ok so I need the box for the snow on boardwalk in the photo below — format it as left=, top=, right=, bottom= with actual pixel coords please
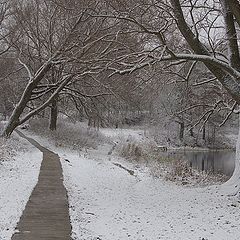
left=11, top=131, right=71, bottom=240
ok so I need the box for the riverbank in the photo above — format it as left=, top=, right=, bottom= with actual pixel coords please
left=21, top=128, right=240, bottom=240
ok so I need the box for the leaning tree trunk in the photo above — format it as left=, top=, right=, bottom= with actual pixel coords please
left=221, top=116, right=240, bottom=196
left=2, top=112, right=22, bottom=137
left=1, top=62, right=53, bottom=137
left=2, top=87, right=34, bottom=137
left=49, top=96, right=58, bottom=131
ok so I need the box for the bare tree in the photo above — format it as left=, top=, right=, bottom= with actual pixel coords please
left=1, top=0, right=135, bottom=136
left=91, top=0, right=240, bottom=194
left=2, top=0, right=240, bottom=195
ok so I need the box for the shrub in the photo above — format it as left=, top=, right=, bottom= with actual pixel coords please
left=117, top=139, right=173, bottom=171
left=171, top=158, right=192, bottom=178
left=120, top=142, right=143, bottom=160
left=116, top=138, right=228, bottom=186
left=164, top=158, right=228, bottom=186
left=28, top=118, right=107, bottom=150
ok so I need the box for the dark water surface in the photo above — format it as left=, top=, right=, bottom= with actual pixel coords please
left=165, top=149, right=235, bottom=176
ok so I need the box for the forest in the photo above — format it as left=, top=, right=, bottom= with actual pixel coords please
left=0, top=0, right=240, bottom=240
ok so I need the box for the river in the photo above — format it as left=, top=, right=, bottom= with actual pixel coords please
left=165, top=149, right=235, bottom=177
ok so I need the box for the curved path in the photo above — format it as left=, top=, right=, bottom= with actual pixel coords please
left=12, top=130, right=71, bottom=240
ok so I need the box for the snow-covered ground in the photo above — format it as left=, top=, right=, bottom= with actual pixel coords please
left=0, top=133, right=42, bottom=240
left=63, top=153, right=240, bottom=240
left=100, top=127, right=146, bottom=142
left=26, top=128, right=240, bottom=240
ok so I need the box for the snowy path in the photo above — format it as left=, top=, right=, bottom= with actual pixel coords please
left=11, top=131, right=71, bottom=240
left=25, top=129, right=240, bottom=240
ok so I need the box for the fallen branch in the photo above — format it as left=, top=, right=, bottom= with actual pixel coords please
left=113, top=162, right=135, bottom=176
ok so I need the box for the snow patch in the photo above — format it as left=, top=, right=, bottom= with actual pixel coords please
left=0, top=133, right=42, bottom=240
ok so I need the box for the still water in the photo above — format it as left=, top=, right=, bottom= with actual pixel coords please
left=165, top=149, right=235, bottom=177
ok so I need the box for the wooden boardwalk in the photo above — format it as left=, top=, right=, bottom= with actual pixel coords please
left=12, top=131, right=72, bottom=240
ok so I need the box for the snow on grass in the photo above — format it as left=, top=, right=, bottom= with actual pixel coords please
left=29, top=119, right=107, bottom=150
left=112, top=131, right=229, bottom=187
left=25, top=128, right=240, bottom=240
left=0, top=133, right=42, bottom=240
left=100, top=127, right=146, bottom=143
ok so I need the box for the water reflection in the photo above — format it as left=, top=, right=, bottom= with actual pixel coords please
left=165, top=150, right=235, bottom=176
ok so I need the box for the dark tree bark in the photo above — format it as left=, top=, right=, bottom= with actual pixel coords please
left=170, top=0, right=240, bottom=105
left=221, top=0, right=240, bottom=69
left=228, top=0, right=240, bottom=27
left=1, top=62, right=52, bottom=137
left=202, top=124, right=206, bottom=141
left=179, top=122, right=184, bottom=141
left=1, top=71, right=72, bottom=137
left=1, top=13, right=82, bottom=137
left=190, top=128, right=194, bottom=137
left=49, top=96, right=58, bottom=131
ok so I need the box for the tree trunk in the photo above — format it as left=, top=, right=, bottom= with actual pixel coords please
left=202, top=124, right=206, bottom=141
left=229, top=0, right=240, bottom=27
left=190, top=128, right=194, bottom=137
left=179, top=122, right=184, bottom=141
left=2, top=116, right=20, bottom=137
left=201, top=158, right=205, bottom=171
left=2, top=97, right=31, bottom=137
left=170, top=0, right=240, bottom=104
left=221, top=116, right=240, bottom=196
left=1, top=62, right=52, bottom=137
left=221, top=0, right=240, bottom=69
left=49, top=97, right=58, bottom=131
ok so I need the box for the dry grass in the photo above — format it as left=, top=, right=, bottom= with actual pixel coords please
left=151, top=156, right=228, bottom=186
left=28, top=118, right=107, bottom=151
left=117, top=139, right=174, bottom=171
left=120, top=142, right=143, bottom=161
left=116, top=139, right=228, bottom=186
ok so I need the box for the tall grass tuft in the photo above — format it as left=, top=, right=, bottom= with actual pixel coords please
left=29, top=118, right=107, bottom=150
left=116, top=139, right=228, bottom=186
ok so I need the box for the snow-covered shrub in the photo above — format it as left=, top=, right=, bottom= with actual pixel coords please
left=164, top=158, right=192, bottom=183
left=170, top=158, right=192, bottom=178
left=116, top=138, right=228, bottom=186
left=164, top=158, right=229, bottom=186
left=120, top=142, right=143, bottom=160
left=117, top=139, right=171, bottom=166
left=29, top=118, right=107, bottom=150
